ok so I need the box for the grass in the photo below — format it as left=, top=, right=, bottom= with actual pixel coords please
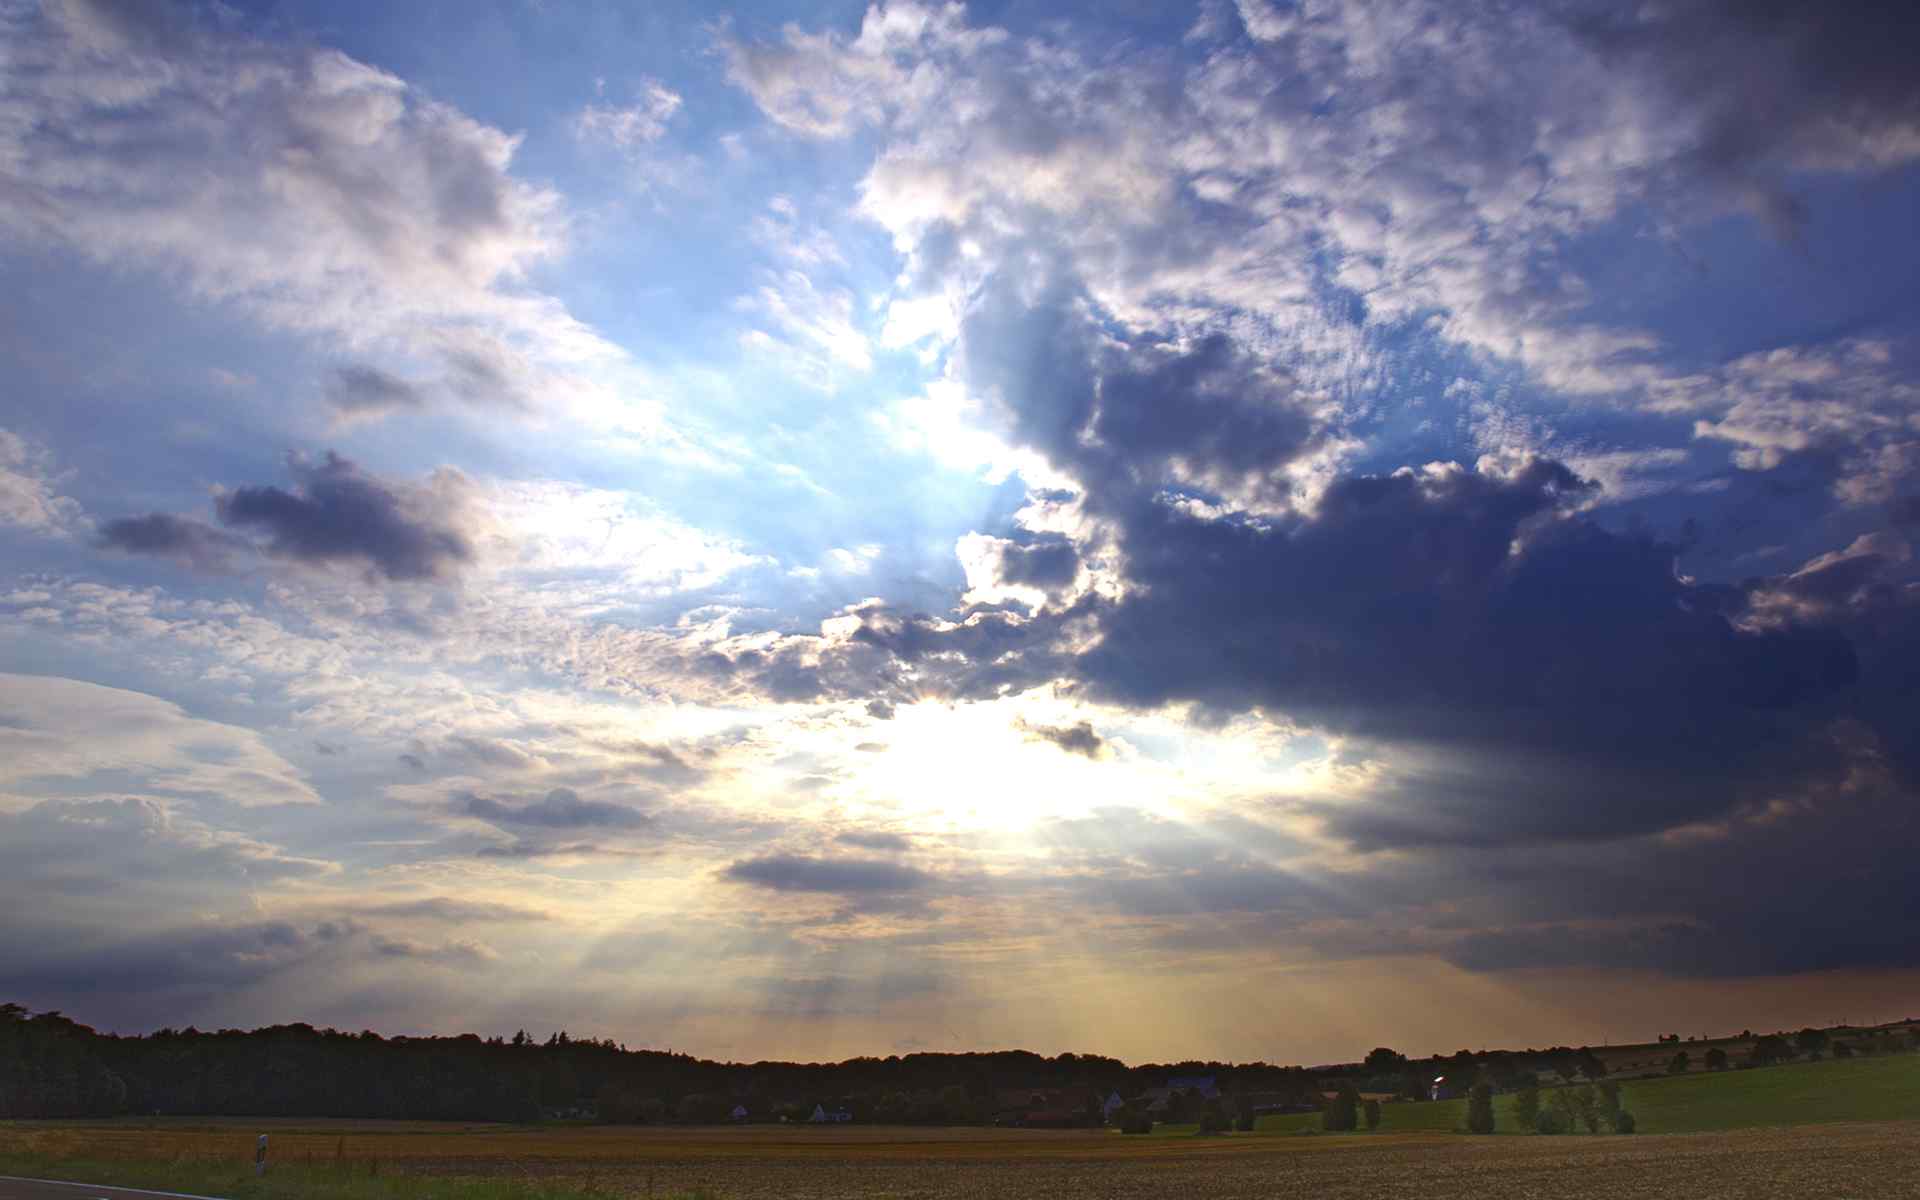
left=1254, top=1052, right=1920, bottom=1135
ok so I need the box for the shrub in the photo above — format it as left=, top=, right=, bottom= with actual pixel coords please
left=1833, top=1040, right=1855, bottom=1059
left=1363, top=1098, right=1381, bottom=1131
left=1666, top=1051, right=1690, bottom=1075
left=1120, top=1113, right=1154, bottom=1135
left=1234, top=1109, right=1256, bottom=1132
left=1596, top=1079, right=1621, bottom=1121
left=1704, top=1047, right=1729, bottom=1071
left=1513, top=1083, right=1540, bottom=1131
left=1546, top=1083, right=1599, bottom=1134
left=1323, top=1081, right=1360, bottom=1132
left=1534, top=1108, right=1568, bottom=1135
left=1466, top=1080, right=1495, bottom=1135
left=1613, top=1110, right=1636, bottom=1134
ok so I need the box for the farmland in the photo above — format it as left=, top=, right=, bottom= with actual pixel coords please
left=7, top=1113, right=1920, bottom=1200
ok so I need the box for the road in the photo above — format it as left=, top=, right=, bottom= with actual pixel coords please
left=0, top=1178, right=227, bottom=1200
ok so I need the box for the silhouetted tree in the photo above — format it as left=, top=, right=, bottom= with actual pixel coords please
left=1466, top=1080, right=1494, bottom=1135
left=1324, top=1081, right=1360, bottom=1132
left=1363, top=1047, right=1406, bottom=1074
left=1795, top=1028, right=1829, bottom=1061
left=1704, top=1047, right=1729, bottom=1071
left=1513, top=1082, right=1540, bottom=1130
left=1667, top=1050, right=1690, bottom=1075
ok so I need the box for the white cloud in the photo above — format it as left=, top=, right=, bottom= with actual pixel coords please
left=731, top=1, right=1920, bottom=412
left=573, top=79, right=684, bottom=150
left=0, top=2, right=637, bottom=426
left=739, top=268, right=874, bottom=384
left=1666, top=339, right=1920, bottom=505
left=0, top=673, right=321, bottom=807
left=0, top=429, right=86, bottom=536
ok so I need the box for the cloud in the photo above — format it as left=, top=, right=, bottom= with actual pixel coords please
left=835, top=829, right=911, bottom=852
left=1, top=1, right=625, bottom=423
left=96, top=513, right=251, bottom=571
left=1566, top=0, right=1920, bottom=228
left=733, top=0, right=1920, bottom=421
left=326, top=365, right=427, bottom=419
left=105, top=453, right=485, bottom=582
left=573, top=80, right=683, bottom=150
left=738, top=268, right=873, bottom=384
left=0, top=429, right=85, bottom=537
left=1664, top=338, right=1920, bottom=507
left=0, top=674, right=321, bottom=807
left=459, top=787, right=653, bottom=830
left=214, top=453, right=475, bottom=581
left=1017, top=718, right=1105, bottom=760
left=723, top=853, right=931, bottom=895
left=357, top=897, right=550, bottom=924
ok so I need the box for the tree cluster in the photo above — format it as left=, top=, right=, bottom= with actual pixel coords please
left=0, top=1004, right=1313, bottom=1124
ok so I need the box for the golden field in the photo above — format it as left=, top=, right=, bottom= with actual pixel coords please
left=8, top=1118, right=1920, bottom=1199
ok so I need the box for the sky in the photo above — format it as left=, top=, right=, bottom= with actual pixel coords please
left=2, top=0, right=1919, bottom=1065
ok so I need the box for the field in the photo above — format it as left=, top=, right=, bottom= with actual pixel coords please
left=1254, top=1052, right=1920, bottom=1135
left=8, top=1119, right=1920, bottom=1200
left=5, top=1056, right=1920, bottom=1199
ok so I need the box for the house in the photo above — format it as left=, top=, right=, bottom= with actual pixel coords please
left=1135, top=1088, right=1175, bottom=1115
left=1101, top=1092, right=1126, bottom=1122
left=729, top=1104, right=749, bottom=1123
left=809, top=1103, right=853, bottom=1123
left=1135, top=1080, right=1220, bottom=1118
left=1244, top=1090, right=1318, bottom=1116
left=1429, top=1075, right=1460, bottom=1102
left=1165, top=1075, right=1220, bottom=1099
left=993, top=1088, right=1091, bottom=1128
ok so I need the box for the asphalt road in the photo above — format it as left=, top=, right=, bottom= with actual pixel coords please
left=0, top=1178, right=227, bottom=1200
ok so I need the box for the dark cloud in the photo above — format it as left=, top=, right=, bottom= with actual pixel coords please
left=1567, top=0, right=1920, bottom=233
left=450, top=736, right=541, bottom=770
left=459, top=787, right=652, bottom=830
left=368, top=934, right=494, bottom=965
left=835, top=830, right=911, bottom=852
left=96, top=513, right=250, bottom=571
left=49, top=0, right=193, bottom=53
left=100, top=454, right=476, bottom=582
left=752, top=278, right=1890, bottom=878
left=358, top=897, right=550, bottom=924
left=1018, top=718, right=1106, bottom=759
left=956, top=273, right=1324, bottom=504
left=327, top=365, right=424, bottom=417
left=474, top=839, right=626, bottom=859
left=215, top=452, right=473, bottom=581
left=865, top=699, right=896, bottom=720
left=748, top=970, right=946, bottom=1017
left=994, top=535, right=1079, bottom=591
left=723, top=854, right=931, bottom=895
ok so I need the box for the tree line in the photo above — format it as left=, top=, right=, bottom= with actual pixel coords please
left=0, top=1004, right=1325, bottom=1122
left=9, top=1005, right=1911, bottom=1125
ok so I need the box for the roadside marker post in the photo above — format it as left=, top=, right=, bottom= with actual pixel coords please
left=255, top=1134, right=268, bottom=1176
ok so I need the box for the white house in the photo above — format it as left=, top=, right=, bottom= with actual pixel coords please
left=1101, top=1091, right=1125, bottom=1121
